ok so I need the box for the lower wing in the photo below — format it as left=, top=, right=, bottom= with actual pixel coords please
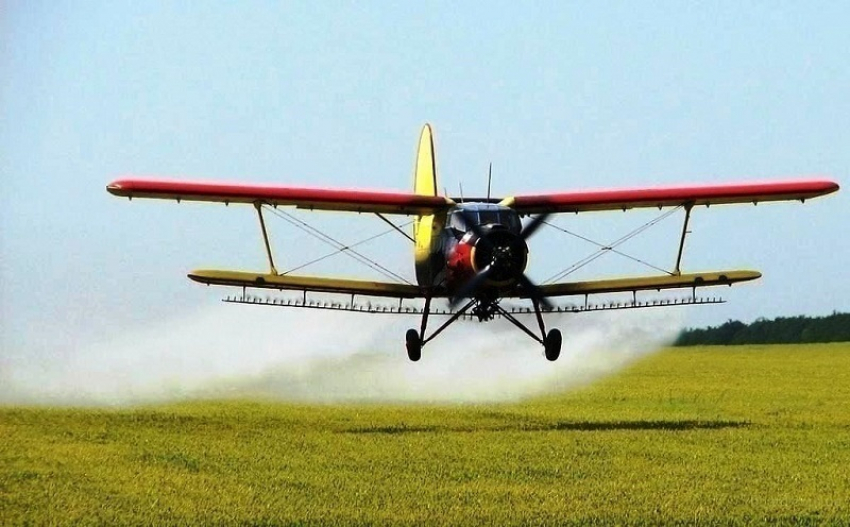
left=190, top=269, right=759, bottom=301
left=523, top=270, right=761, bottom=298
left=188, top=269, right=438, bottom=298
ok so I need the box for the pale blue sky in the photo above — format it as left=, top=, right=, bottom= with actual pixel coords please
left=2, top=2, right=848, bottom=360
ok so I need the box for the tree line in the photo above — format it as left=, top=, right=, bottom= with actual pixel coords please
left=674, top=312, right=850, bottom=346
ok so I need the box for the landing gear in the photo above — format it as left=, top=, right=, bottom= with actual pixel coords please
left=406, top=329, right=422, bottom=362
left=544, top=328, right=562, bottom=361
left=404, top=294, right=564, bottom=362
left=404, top=295, right=476, bottom=362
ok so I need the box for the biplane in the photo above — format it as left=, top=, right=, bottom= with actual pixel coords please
left=107, top=124, right=838, bottom=361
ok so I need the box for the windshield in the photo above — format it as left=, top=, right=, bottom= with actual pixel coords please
left=477, top=210, right=502, bottom=226
left=449, top=208, right=520, bottom=233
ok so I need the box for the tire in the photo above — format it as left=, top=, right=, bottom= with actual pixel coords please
left=544, top=328, right=562, bottom=361
left=406, top=329, right=422, bottom=362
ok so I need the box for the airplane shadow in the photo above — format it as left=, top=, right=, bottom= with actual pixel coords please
left=548, top=419, right=750, bottom=432
left=343, top=419, right=750, bottom=435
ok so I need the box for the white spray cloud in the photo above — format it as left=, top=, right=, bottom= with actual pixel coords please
left=0, top=303, right=683, bottom=406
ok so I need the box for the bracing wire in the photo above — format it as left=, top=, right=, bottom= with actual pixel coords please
left=542, top=205, right=683, bottom=284
left=541, top=221, right=674, bottom=276
left=264, top=205, right=414, bottom=284
left=282, top=220, right=413, bottom=276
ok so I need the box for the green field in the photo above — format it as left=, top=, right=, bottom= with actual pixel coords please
left=2, top=343, right=850, bottom=525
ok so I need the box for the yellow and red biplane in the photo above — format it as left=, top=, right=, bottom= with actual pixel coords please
left=107, top=124, right=838, bottom=361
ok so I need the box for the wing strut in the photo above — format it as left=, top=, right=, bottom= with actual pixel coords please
left=674, top=203, right=694, bottom=276
left=255, top=203, right=278, bottom=275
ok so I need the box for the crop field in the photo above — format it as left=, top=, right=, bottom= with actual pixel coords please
left=2, top=343, right=850, bottom=525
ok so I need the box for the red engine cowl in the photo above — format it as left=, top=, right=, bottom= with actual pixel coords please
left=446, top=236, right=476, bottom=288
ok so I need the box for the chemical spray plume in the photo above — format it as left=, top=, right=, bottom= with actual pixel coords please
left=1, top=304, right=683, bottom=406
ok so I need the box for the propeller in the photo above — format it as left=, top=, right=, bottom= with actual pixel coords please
left=516, top=272, right=553, bottom=311
left=449, top=210, right=552, bottom=309
left=519, top=212, right=549, bottom=240
left=451, top=264, right=494, bottom=303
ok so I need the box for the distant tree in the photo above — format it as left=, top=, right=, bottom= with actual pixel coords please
left=675, top=312, right=850, bottom=346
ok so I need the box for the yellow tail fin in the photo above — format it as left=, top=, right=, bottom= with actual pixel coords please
left=413, top=124, right=444, bottom=286
left=414, top=124, right=438, bottom=197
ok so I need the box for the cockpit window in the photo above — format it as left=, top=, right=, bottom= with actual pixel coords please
left=504, top=212, right=520, bottom=232
left=478, top=211, right=501, bottom=226
left=449, top=207, right=521, bottom=234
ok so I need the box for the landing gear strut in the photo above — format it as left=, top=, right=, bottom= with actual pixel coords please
left=405, top=296, right=475, bottom=362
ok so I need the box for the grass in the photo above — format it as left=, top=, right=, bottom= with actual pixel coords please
left=2, top=343, right=850, bottom=525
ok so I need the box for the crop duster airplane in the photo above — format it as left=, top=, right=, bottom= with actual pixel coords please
left=108, top=125, right=838, bottom=362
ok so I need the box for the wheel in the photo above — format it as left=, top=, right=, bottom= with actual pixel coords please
left=406, top=329, right=422, bottom=362
left=544, top=328, right=562, bottom=361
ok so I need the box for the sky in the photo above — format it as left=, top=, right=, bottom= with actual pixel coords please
left=2, top=2, right=848, bottom=370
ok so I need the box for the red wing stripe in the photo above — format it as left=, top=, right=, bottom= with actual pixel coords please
left=106, top=178, right=451, bottom=212
left=509, top=178, right=839, bottom=213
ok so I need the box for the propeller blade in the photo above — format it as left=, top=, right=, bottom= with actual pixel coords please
left=449, top=265, right=494, bottom=307
left=520, top=213, right=551, bottom=240
left=517, top=272, right=554, bottom=311
left=457, top=209, right=495, bottom=251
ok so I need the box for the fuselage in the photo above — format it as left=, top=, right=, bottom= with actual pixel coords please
left=421, top=203, right=529, bottom=296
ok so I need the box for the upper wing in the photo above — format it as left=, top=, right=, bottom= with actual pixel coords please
left=107, top=177, right=453, bottom=215
left=500, top=178, right=839, bottom=214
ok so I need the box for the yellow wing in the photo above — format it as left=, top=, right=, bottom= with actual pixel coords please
left=190, top=269, right=759, bottom=301
left=188, top=269, right=439, bottom=298
left=527, top=270, right=761, bottom=298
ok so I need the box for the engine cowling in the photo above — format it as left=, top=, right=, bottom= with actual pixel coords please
left=471, top=225, right=529, bottom=286
left=447, top=225, right=528, bottom=292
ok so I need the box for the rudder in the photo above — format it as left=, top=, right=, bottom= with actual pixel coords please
left=412, top=124, right=444, bottom=287
left=414, top=124, right=438, bottom=197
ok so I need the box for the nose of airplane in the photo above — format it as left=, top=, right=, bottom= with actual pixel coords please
left=471, top=226, right=529, bottom=286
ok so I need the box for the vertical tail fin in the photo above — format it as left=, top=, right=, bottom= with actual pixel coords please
left=414, top=124, right=438, bottom=197
left=413, top=124, right=444, bottom=287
